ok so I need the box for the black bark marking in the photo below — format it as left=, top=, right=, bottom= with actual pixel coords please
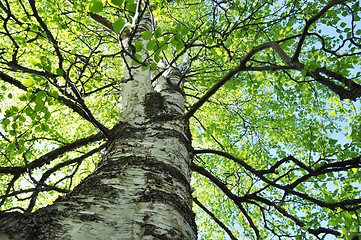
left=144, top=91, right=164, bottom=119
left=67, top=174, right=120, bottom=200
left=97, top=156, right=191, bottom=194
left=0, top=208, right=63, bottom=240
left=139, top=190, right=197, bottom=235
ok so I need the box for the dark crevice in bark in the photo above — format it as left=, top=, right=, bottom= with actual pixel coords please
left=98, top=156, right=191, bottom=194
left=138, top=189, right=197, bottom=235
left=0, top=208, right=64, bottom=240
left=141, top=223, right=189, bottom=240
left=110, top=123, right=187, bottom=141
left=109, top=124, right=192, bottom=156
left=154, top=128, right=192, bottom=152
left=144, top=91, right=165, bottom=119
left=66, top=174, right=121, bottom=201
left=77, top=212, right=103, bottom=222
left=109, top=122, right=147, bottom=140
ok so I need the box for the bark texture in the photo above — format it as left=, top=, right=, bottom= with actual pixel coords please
left=0, top=5, right=196, bottom=239
left=0, top=65, right=196, bottom=240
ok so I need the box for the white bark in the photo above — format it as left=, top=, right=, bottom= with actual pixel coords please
left=0, top=5, right=196, bottom=239
left=0, top=65, right=196, bottom=240
left=1, top=57, right=195, bottom=239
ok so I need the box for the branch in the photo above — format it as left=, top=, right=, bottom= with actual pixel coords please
left=0, top=132, right=105, bottom=174
left=251, top=195, right=341, bottom=237
left=193, top=162, right=342, bottom=239
left=193, top=197, right=238, bottom=240
left=0, top=71, right=27, bottom=91
left=255, top=41, right=361, bottom=100
left=183, top=38, right=299, bottom=120
left=292, top=0, right=345, bottom=61
left=195, top=149, right=361, bottom=210
left=0, top=70, right=111, bottom=137
left=28, top=0, right=64, bottom=69
left=183, top=64, right=242, bottom=120
left=65, top=0, right=113, bottom=31
left=287, top=155, right=361, bottom=190
left=0, top=174, right=20, bottom=207
left=307, top=69, right=361, bottom=100
left=26, top=144, right=105, bottom=212
left=194, top=149, right=261, bottom=176
left=89, top=13, right=113, bottom=31
left=192, top=164, right=260, bottom=239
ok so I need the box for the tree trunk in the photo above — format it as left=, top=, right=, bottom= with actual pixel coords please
left=0, top=55, right=196, bottom=240
left=0, top=6, right=197, bottom=240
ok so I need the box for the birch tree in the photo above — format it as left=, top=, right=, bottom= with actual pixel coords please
left=0, top=0, right=361, bottom=239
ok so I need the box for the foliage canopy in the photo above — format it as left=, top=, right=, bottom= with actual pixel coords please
left=0, top=0, right=361, bottom=239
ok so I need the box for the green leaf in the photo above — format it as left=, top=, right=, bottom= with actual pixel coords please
left=141, top=30, right=153, bottom=40
left=328, top=138, right=338, bottom=145
left=36, top=90, right=47, bottom=100
left=333, top=180, right=338, bottom=188
left=131, top=54, right=142, bottom=66
left=44, top=109, right=51, bottom=120
left=1, top=118, right=10, bottom=126
left=146, top=40, right=156, bottom=51
left=35, top=126, right=42, bottom=133
left=154, top=51, right=160, bottom=63
left=134, top=40, right=144, bottom=52
left=29, top=57, right=41, bottom=65
left=6, top=143, right=16, bottom=151
left=176, top=41, right=184, bottom=51
left=89, top=0, right=103, bottom=13
left=23, top=78, right=34, bottom=87
left=56, top=68, right=65, bottom=76
left=150, top=63, right=157, bottom=70
left=175, top=24, right=183, bottom=32
left=25, top=107, right=34, bottom=118
left=18, top=115, right=26, bottom=122
left=34, top=101, right=44, bottom=112
left=126, top=3, right=136, bottom=12
left=180, top=27, right=189, bottom=36
left=159, top=42, right=168, bottom=51
left=141, top=64, right=150, bottom=71
left=135, top=53, right=142, bottom=62
left=174, top=34, right=182, bottom=41
left=328, top=218, right=338, bottom=227
left=110, top=0, right=123, bottom=7
left=341, top=226, right=347, bottom=235
left=301, top=67, right=308, bottom=77
left=295, top=235, right=302, bottom=240
left=301, top=225, right=310, bottom=231
left=49, top=88, right=59, bottom=99
left=171, top=35, right=181, bottom=46
left=154, top=27, right=162, bottom=38
left=176, top=24, right=189, bottom=36
left=113, top=18, right=125, bottom=34
left=41, top=123, right=50, bottom=131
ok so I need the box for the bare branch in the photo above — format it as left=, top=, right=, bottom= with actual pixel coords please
left=193, top=197, right=238, bottom=240
left=292, top=0, right=346, bottom=61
